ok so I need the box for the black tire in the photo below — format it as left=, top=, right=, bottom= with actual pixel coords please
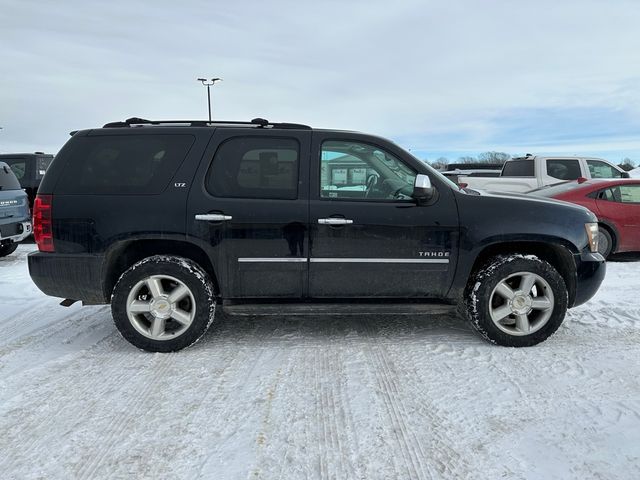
left=597, top=227, right=613, bottom=259
left=464, top=254, right=568, bottom=347
left=111, top=255, right=216, bottom=352
left=0, top=242, right=19, bottom=257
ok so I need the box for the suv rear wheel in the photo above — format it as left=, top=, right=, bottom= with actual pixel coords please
left=111, top=255, right=216, bottom=352
left=465, top=254, right=568, bottom=347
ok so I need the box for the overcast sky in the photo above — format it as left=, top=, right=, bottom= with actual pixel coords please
left=2, top=0, right=640, bottom=163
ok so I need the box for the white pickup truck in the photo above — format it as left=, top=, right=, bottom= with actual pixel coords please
left=458, top=155, right=629, bottom=193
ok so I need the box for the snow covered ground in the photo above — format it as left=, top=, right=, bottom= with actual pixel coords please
left=1, top=244, right=639, bottom=480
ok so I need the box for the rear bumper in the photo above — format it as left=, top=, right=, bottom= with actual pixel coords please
left=28, top=252, right=107, bottom=304
left=0, top=221, right=31, bottom=243
left=571, top=251, right=606, bottom=307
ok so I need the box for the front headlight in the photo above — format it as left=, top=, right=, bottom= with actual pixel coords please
left=585, top=223, right=599, bottom=253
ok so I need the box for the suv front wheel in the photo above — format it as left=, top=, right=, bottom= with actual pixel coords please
left=465, top=254, right=568, bottom=347
left=111, top=255, right=216, bottom=352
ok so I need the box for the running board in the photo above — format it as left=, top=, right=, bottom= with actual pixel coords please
left=222, top=302, right=457, bottom=316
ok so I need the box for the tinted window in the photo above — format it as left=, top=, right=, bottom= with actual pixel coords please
left=502, top=160, right=534, bottom=177
left=0, top=163, right=21, bottom=190
left=206, top=137, right=299, bottom=199
left=320, top=140, right=416, bottom=201
left=36, top=156, right=53, bottom=179
left=587, top=160, right=623, bottom=179
left=546, top=159, right=581, bottom=180
left=56, top=135, right=194, bottom=194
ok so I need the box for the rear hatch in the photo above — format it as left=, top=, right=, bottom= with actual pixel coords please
left=0, top=163, right=30, bottom=237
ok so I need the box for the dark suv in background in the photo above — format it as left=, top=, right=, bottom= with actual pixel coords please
left=0, top=162, right=32, bottom=257
left=0, top=153, right=54, bottom=211
left=28, top=117, right=606, bottom=352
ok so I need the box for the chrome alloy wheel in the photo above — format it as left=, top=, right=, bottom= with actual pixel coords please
left=489, top=271, right=555, bottom=336
left=125, top=274, right=196, bottom=340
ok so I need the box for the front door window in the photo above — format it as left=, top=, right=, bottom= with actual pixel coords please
left=320, top=141, right=416, bottom=201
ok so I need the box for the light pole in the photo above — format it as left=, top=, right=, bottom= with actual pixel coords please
left=197, top=77, right=222, bottom=122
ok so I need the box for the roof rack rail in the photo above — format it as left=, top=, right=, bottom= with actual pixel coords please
left=102, top=117, right=311, bottom=130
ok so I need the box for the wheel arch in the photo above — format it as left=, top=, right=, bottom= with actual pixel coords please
left=468, top=241, right=577, bottom=307
left=103, top=239, right=220, bottom=301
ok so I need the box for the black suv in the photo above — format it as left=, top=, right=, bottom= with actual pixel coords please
left=0, top=153, right=54, bottom=211
left=28, top=118, right=606, bottom=351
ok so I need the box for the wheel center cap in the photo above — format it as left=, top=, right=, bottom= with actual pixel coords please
left=511, top=294, right=532, bottom=314
left=150, top=299, right=172, bottom=318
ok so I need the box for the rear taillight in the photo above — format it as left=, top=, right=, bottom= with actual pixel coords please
left=33, top=194, right=54, bottom=252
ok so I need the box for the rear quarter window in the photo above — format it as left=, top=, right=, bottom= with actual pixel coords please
left=56, top=134, right=195, bottom=194
left=0, top=163, right=22, bottom=191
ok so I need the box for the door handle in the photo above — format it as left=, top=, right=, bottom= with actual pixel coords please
left=318, top=218, right=353, bottom=225
left=195, top=213, right=233, bottom=221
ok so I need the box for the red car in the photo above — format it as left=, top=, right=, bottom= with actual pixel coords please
left=529, top=178, right=640, bottom=258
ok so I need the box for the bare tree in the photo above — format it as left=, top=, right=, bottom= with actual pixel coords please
left=477, top=151, right=511, bottom=165
left=430, top=157, right=450, bottom=170
left=458, top=156, right=477, bottom=164
left=619, top=158, right=636, bottom=171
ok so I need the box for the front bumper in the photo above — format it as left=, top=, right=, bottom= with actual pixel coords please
left=0, top=221, right=31, bottom=243
left=571, top=250, right=606, bottom=307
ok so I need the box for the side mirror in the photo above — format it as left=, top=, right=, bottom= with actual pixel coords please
left=413, top=174, right=435, bottom=202
left=622, top=171, right=631, bottom=179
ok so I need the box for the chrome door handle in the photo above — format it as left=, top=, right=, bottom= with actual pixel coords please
left=195, top=213, right=233, bottom=221
left=318, top=218, right=353, bottom=225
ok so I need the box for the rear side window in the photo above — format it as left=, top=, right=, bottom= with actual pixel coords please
left=502, top=159, right=534, bottom=177
left=56, top=135, right=195, bottom=194
left=546, top=159, right=581, bottom=180
left=206, top=137, right=299, bottom=199
left=0, top=163, right=21, bottom=190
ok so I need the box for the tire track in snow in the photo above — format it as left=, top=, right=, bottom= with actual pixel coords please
left=139, top=341, right=253, bottom=480
left=361, top=337, right=433, bottom=480
left=0, top=336, right=134, bottom=475
left=361, top=316, right=474, bottom=480
left=312, top=347, right=358, bottom=480
left=193, top=337, right=280, bottom=478
left=273, top=348, right=310, bottom=480
left=74, top=353, right=177, bottom=480
left=0, top=306, right=113, bottom=377
left=2, top=296, right=61, bottom=343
